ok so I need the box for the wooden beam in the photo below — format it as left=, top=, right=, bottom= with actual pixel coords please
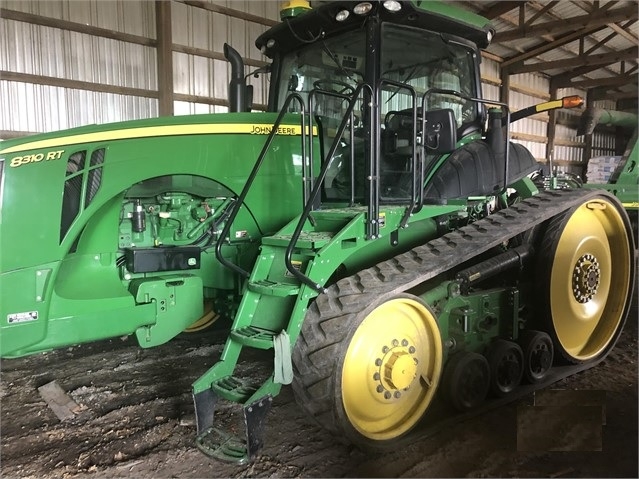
left=510, top=83, right=551, bottom=100
left=479, top=1, right=524, bottom=20
left=525, top=1, right=558, bottom=26
left=509, top=47, right=638, bottom=74
left=173, top=93, right=267, bottom=111
left=497, top=0, right=624, bottom=80
left=584, top=20, right=636, bottom=55
left=178, top=0, right=277, bottom=27
left=567, top=73, right=638, bottom=89
left=172, top=44, right=268, bottom=69
left=503, top=26, right=606, bottom=66
left=606, top=22, right=639, bottom=43
left=0, top=130, right=39, bottom=139
left=156, top=1, right=174, bottom=116
left=481, top=50, right=503, bottom=63
left=0, top=70, right=159, bottom=98
left=493, top=5, right=638, bottom=43
left=591, top=88, right=639, bottom=101
left=502, top=23, right=606, bottom=68
left=0, top=8, right=156, bottom=46
left=481, top=75, right=501, bottom=87
left=553, top=64, right=605, bottom=86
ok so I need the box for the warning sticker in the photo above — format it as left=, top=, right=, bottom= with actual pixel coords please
left=7, top=311, right=38, bottom=324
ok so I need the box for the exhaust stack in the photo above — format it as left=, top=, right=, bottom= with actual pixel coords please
left=224, top=43, right=248, bottom=112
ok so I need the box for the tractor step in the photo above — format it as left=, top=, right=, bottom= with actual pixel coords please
left=230, top=326, right=278, bottom=349
left=261, top=231, right=334, bottom=249
left=195, top=395, right=273, bottom=465
left=210, top=376, right=258, bottom=402
left=196, top=427, right=249, bottom=464
left=248, top=280, right=299, bottom=297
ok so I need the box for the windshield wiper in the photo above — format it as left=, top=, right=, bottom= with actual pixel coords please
left=321, top=40, right=353, bottom=80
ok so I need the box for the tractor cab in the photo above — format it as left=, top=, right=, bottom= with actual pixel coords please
left=254, top=1, right=493, bottom=206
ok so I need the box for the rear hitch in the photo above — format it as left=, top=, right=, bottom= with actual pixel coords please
left=193, top=389, right=272, bottom=464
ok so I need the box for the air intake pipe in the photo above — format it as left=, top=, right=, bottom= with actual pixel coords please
left=224, top=43, right=248, bottom=112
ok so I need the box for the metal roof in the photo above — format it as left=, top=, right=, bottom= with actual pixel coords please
left=460, top=0, right=638, bottom=104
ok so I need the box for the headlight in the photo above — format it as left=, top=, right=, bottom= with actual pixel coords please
left=353, top=2, right=373, bottom=15
left=335, top=9, right=350, bottom=21
left=382, top=1, right=401, bottom=12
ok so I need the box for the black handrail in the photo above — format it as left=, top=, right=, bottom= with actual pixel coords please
left=378, top=79, right=419, bottom=230
left=215, top=93, right=307, bottom=278
left=285, top=83, right=374, bottom=293
left=307, top=88, right=356, bottom=206
left=421, top=88, right=511, bottom=195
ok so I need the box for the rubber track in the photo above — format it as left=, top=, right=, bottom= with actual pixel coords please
left=291, top=188, right=619, bottom=444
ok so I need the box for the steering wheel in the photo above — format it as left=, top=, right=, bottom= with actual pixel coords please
left=313, top=79, right=355, bottom=95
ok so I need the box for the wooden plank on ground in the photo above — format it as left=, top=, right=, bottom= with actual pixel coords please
left=37, top=381, right=79, bottom=421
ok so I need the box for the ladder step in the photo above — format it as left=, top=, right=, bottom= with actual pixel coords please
left=230, top=326, right=277, bottom=349
left=196, top=427, right=249, bottom=465
left=248, top=280, right=300, bottom=297
left=262, top=231, right=334, bottom=249
left=211, top=376, right=258, bottom=403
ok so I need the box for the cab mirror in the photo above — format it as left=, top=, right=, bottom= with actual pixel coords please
left=423, top=109, right=457, bottom=154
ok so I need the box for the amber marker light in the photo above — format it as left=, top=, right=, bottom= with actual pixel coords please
left=562, top=95, right=584, bottom=109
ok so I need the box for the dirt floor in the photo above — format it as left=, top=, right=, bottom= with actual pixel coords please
left=1, top=299, right=637, bottom=478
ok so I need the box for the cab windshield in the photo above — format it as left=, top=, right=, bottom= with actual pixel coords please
left=380, top=24, right=479, bottom=130
left=275, top=22, right=479, bottom=203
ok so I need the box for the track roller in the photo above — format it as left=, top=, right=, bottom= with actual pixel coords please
left=441, top=351, right=490, bottom=412
left=486, top=339, right=524, bottom=397
left=519, top=330, right=554, bottom=383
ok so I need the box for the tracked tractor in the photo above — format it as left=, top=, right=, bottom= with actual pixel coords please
left=0, top=0, right=635, bottom=465
left=577, top=107, right=638, bottom=239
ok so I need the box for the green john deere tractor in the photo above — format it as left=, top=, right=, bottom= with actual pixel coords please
left=0, top=0, right=635, bottom=465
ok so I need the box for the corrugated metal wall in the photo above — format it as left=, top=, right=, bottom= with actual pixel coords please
left=0, top=0, right=621, bottom=174
left=1, top=0, right=159, bottom=132
left=0, top=0, right=277, bottom=136
left=480, top=56, right=617, bottom=176
left=171, top=0, right=277, bottom=115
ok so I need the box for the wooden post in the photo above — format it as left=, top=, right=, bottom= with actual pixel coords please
left=546, top=79, right=559, bottom=173
left=156, top=0, right=174, bottom=116
left=500, top=66, right=510, bottom=105
left=582, top=90, right=594, bottom=180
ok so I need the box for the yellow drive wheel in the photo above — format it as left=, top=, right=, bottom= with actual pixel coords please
left=341, top=297, right=443, bottom=440
left=292, top=290, right=443, bottom=449
left=537, top=195, right=634, bottom=363
left=184, top=300, right=219, bottom=333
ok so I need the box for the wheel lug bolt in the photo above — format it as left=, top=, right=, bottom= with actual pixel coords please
left=375, top=358, right=382, bottom=366
left=384, top=392, right=391, bottom=399
left=382, top=346, right=389, bottom=353
left=394, top=391, right=401, bottom=398
left=392, top=339, right=399, bottom=347
left=409, top=346, right=416, bottom=353
left=377, top=385, right=384, bottom=393
left=373, top=372, right=380, bottom=380
left=401, top=339, right=408, bottom=346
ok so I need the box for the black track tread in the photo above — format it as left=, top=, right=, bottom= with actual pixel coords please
left=291, top=188, right=617, bottom=444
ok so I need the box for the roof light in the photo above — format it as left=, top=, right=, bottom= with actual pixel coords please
left=335, top=9, right=350, bottom=22
left=382, top=1, right=401, bottom=12
left=266, top=39, right=276, bottom=48
left=353, top=2, right=372, bottom=15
